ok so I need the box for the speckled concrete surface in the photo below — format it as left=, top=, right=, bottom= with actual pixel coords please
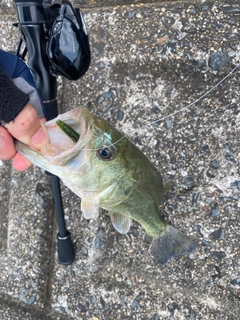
left=0, top=1, right=240, bottom=319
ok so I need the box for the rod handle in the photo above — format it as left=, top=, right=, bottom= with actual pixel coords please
left=57, top=231, right=75, bottom=265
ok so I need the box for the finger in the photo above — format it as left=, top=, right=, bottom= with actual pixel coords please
left=12, top=152, right=32, bottom=171
left=4, top=103, right=49, bottom=150
left=0, top=126, right=17, bottom=160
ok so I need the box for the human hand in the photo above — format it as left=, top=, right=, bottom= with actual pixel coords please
left=0, top=49, right=49, bottom=171
left=0, top=103, right=49, bottom=171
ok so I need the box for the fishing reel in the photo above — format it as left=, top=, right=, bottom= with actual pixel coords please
left=15, top=0, right=91, bottom=81
left=44, top=0, right=91, bottom=80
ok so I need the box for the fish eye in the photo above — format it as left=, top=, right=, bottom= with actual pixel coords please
left=97, top=147, right=114, bottom=160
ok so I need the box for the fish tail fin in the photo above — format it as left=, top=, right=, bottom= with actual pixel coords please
left=149, top=225, right=196, bottom=265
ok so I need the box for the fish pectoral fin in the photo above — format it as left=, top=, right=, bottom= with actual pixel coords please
left=110, top=212, right=132, bottom=234
left=81, top=200, right=99, bottom=219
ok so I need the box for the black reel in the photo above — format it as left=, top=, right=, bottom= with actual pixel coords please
left=45, top=0, right=91, bottom=80
left=15, top=0, right=91, bottom=81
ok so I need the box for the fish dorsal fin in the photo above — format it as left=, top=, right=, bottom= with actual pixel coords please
left=110, top=212, right=132, bottom=234
left=81, top=200, right=99, bottom=219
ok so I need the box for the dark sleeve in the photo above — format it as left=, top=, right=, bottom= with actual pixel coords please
left=0, top=66, right=29, bottom=125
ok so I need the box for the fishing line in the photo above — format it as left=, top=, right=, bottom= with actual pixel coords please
left=81, top=62, right=240, bottom=151
left=143, top=62, right=240, bottom=127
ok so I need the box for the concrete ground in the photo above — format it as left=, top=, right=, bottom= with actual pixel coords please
left=0, top=0, right=240, bottom=319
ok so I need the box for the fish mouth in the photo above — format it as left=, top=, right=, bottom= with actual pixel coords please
left=40, top=108, right=94, bottom=165
left=16, top=108, right=94, bottom=167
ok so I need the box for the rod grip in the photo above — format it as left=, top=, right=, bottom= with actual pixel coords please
left=57, top=231, right=75, bottom=265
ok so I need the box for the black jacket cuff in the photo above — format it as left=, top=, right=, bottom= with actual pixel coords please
left=0, top=66, right=29, bottom=124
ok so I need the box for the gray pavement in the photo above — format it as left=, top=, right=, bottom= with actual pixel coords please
left=0, top=0, right=240, bottom=319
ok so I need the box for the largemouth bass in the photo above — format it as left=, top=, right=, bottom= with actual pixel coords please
left=16, top=107, right=196, bottom=264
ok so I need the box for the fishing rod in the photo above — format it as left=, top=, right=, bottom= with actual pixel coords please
left=13, top=0, right=91, bottom=264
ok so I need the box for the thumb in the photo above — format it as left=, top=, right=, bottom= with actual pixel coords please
left=4, top=103, right=49, bottom=150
